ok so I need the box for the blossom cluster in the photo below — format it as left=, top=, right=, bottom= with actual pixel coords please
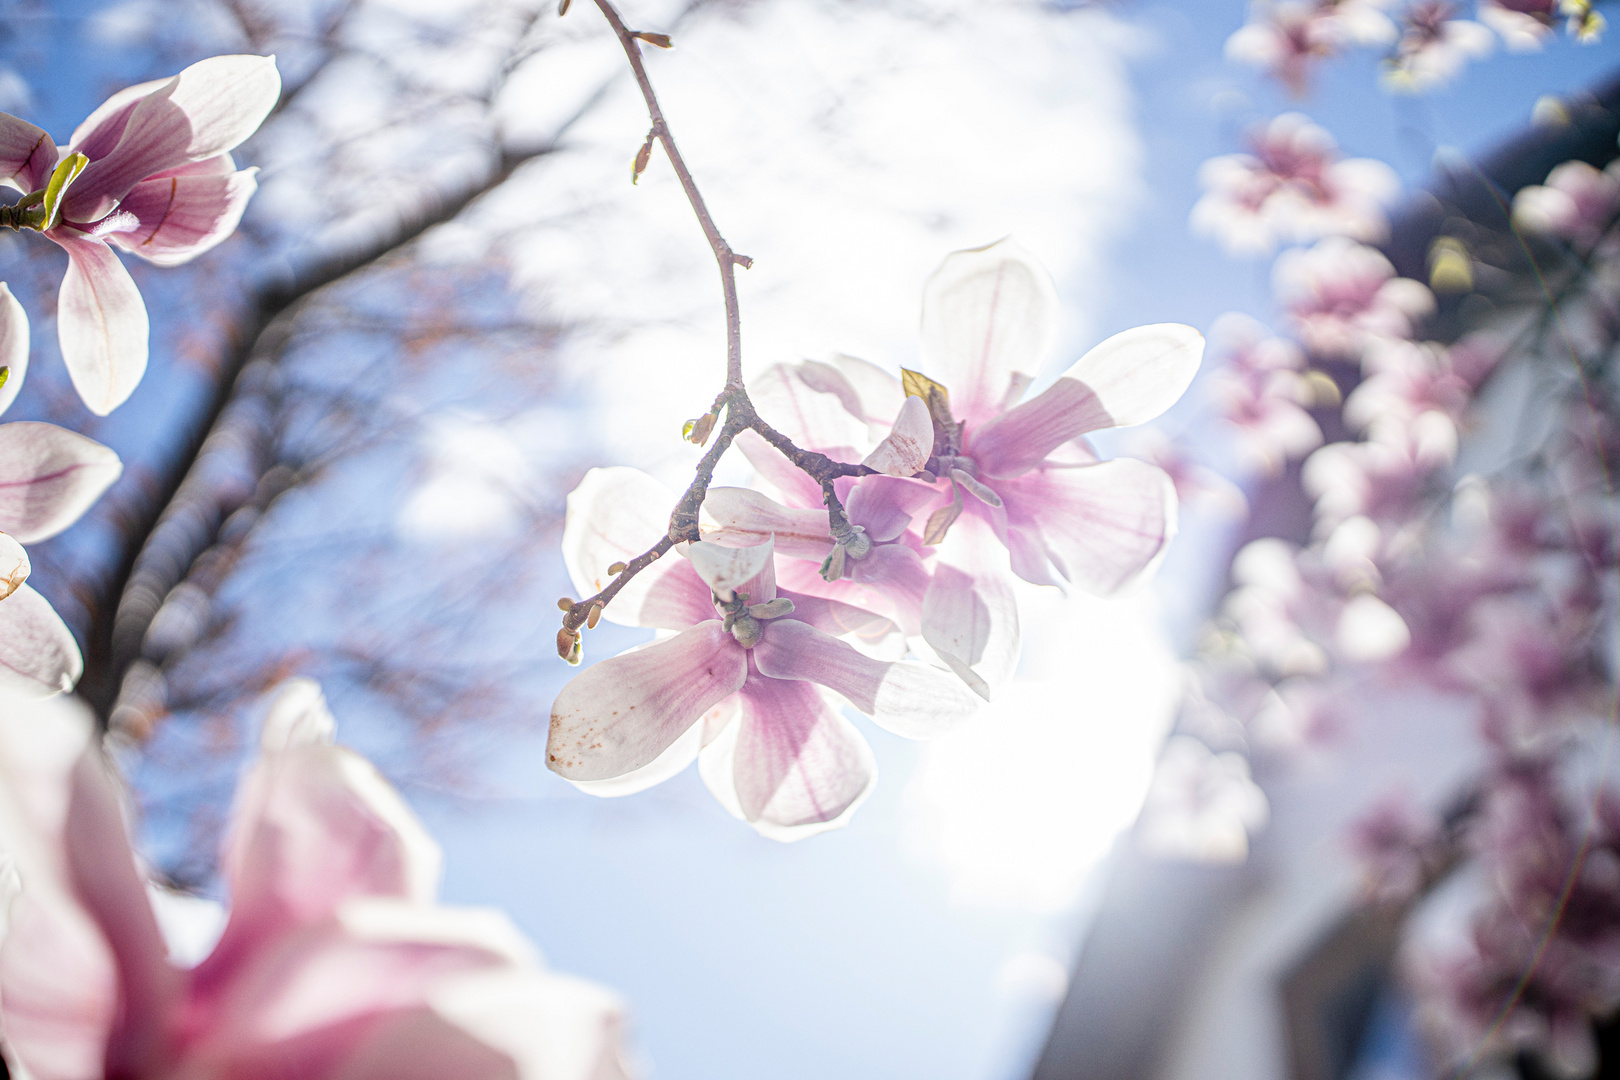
left=1184, top=140, right=1620, bottom=1076
left=1227, top=0, right=1603, bottom=97
left=547, top=239, right=1204, bottom=840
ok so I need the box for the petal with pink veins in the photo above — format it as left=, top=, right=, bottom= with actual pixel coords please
left=63, top=55, right=280, bottom=223
left=0, top=421, right=123, bottom=543
left=748, top=363, right=869, bottom=459
left=0, top=283, right=31, bottom=418
left=754, top=617, right=979, bottom=737
left=0, top=115, right=56, bottom=194
left=48, top=233, right=149, bottom=416
left=104, top=162, right=258, bottom=267
left=701, top=486, right=831, bottom=559
left=702, top=674, right=876, bottom=840
left=861, top=394, right=931, bottom=476
left=921, top=534, right=1020, bottom=701
left=562, top=466, right=696, bottom=627
left=775, top=588, right=895, bottom=643
left=734, top=428, right=826, bottom=509
left=845, top=475, right=937, bottom=542
left=1054, top=323, right=1204, bottom=428
left=0, top=584, right=83, bottom=697
left=548, top=622, right=747, bottom=781
left=999, top=458, right=1177, bottom=594
left=683, top=537, right=775, bottom=602
left=794, top=354, right=906, bottom=437
left=919, top=238, right=1058, bottom=425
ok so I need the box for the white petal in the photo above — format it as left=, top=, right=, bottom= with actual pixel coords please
left=0, top=584, right=82, bottom=697
left=1058, top=323, right=1204, bottom=429
left=0, top=421, right=123, bottom=543
left=682, top=537, right=775, bottom=602
left=0, top=283, right=29, bottom=418
left=861, top=394, right=932, bottom=477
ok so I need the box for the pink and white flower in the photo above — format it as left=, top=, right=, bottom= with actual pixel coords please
left=1478, top=0, right=1561, bottom=49
left=1192, top=114, right=1401, bottom=256
left=900, top=240, right=1200, bottom=596
left=0, top=680, right=633, bottom=1079
left=1512, top=160, right=1620, bottom=250
left=1273, top=237, right=1435, bottom=358
left=551, top=523, right=979, bottom=840
left=1205, top=312, right=1323, bottom=473
left=1226, top=0, right=1397, bottom=95
left=1381, top=2, right=1494, bottom=93
left=0, top=55, right=278, bottom=414
left=0, top=288, right=123, bottom=697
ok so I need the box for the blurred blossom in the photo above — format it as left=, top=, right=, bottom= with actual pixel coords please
left=1273, top=237, right=1434, bottom=358
left=1345, top=339, right=1472, bottom=443
left=1136, top=735, right=1270, bottom=863
left=1123, top=429, right=1248, bottom=521
left=1512, top=159, right=1620, bottom=249
left=0, top=681, right=633, bottom=1079
left=1478, top=0, right=1562, bottom=49
left=1192, top=113, right=1400, bottom=256
left=1205, top=311, right=1323, bottom=473
left=1381, top=1, right=1495, bottom=93
left=1348, top=789, right=1443, bottom=903
left=1225, top=0, right=1397, bottom=95
left=1303, top=417, right=1456, bottom=529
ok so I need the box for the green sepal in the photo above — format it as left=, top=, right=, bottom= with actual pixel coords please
left=41, top=152, right=88, bottom=231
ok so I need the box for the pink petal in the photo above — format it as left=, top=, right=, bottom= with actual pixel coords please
left=0, top=584, right=83, bottom=697
left=998, top=458, right=1176, bottom=594
left=104, top=162, right=258, bottom=267
left=635, top=559, right=720, bottom=631
left=967, top=378, right=1107, bottom=479
left=64, top=55, right=280, bottom=223
left=847, top=544, right=930, bottom=632
left=682, top=538, right=775, bottom=602
left=561, top=467, right=696, bottom=628
left=0, top=696, right=121, bottom=1077
left=753, top=617, right=979, bottom=737
left=844, top=475, right=938, bottom=542
left=425, top=969, right=631, bottom=1080
left=0, top=113, right=56, bottom=194
left=207, top=737, right=445, bottom=987
left=68, top=76, right=170, bottom=160
left=567, top=713, right=703, bottom=797
left=0, top=421, right=123, bottom=543
left=748, top=363, right=868, bottom=458
left=921, top=520, right=1020, bottom=700
left=0, top=283, right=31, bottom=418
left=48, top=233, right=149, bottom=416
left=1054, top=323, right=1204, bottom=428
left=860, top=394, right=931, bottom=476
left=919, top=238, right=1058, bottom=425
left=701, top=486, right=831, bottom=560
left=775, top=588, right=895, bottom=643
left=794, top=354, right=906, bottom=433
left=703, top=673, right=876, bottom=839
left=547, top=623, right=747, bottom=781
left=734, top=428, right=827, bottom=510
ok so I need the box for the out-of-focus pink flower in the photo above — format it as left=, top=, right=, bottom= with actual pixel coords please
left=1205, top=312, right=1323, bottom=473
left=1273, top=237, right=1435, bottom=357
left=1303, top=416, right=1455, bottom=529
left=1225, top=0, right=1397, bottom=95
left=1135, top=735, right=1270, bottom=863
left=1192, top=114, right=1401, bottom=256
left=0, top=681, right=633, bottom=1079
left=0, top=288, right=122, bottom=697
left=1381, top=2, right=1494, bottom=93
left=1348, top=789, right=1442, bottom=903
left=0, top=55, right=278, bottom=414
left=1345, top=339, right=1471, bottom=446
left=1513, top=160, right=1620, bottom=249
left=1478, top=0, right=1560, bottom=49
left=556, top=490, right=978, bottom=838
left=1123, top=429, right=1248, bottom=521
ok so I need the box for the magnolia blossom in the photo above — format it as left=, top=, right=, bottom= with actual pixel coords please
left=1273, top=237, right=1435, bottom=358
left=1303, top=415, right=1456, bottom=529
left=0, top=287, right=123, bottom=696
left=1226, top=0, right=1397, bottom=95
left=556, top=477, right=978, bottom=839
left=1135, top=735, right=1270, bottom=863
left=1344, top=338, right=1471, bottom=443
left=1478, top=0, right=1561, bottom=48
left=1512, top=159, right=1620, bottom=249
left=1381, top=2, right=1494, bottom=93
left=0, top=54, right=278, bottom=414
left=0, top=680, right=632, bottom=1079
left=1192, top=114, right=1401, bottom=256
left=1205, top=312, right=1323, bottom=473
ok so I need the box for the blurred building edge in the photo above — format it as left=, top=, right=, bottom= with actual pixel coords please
left=1027, top=65, right=1620, bottom=1080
